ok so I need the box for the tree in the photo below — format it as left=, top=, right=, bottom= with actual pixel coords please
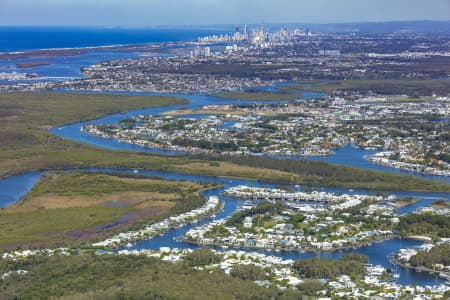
left=341, top=253, right=368, bottom=264
left=293, top=257, right=365, bottom=279
left=409, top=244, right=450, bottom=268
left=184, top=249, right=221, bottom=267
left=230, top=265, right=267, bottom=281
left=288, top=214, right=306, bottom=224
left=297, top=279, right=325, bottom=296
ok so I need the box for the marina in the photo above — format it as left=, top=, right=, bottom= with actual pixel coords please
left=0, top=27, right=449, bottom=296
left=0, top=87, right=445, bottom=287
left=0, top=166, right=448, bottom=286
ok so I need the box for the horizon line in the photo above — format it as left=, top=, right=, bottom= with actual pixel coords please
left=0, top=19, right=449, bottom=29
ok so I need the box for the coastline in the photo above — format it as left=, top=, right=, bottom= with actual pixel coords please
left=391, top=255, right=450, bottom=279
left=368, top=155, right=450, bottom=178
left=0, top=40, right=193, bottom=60
left=181, top=234, right=396, bottom=254
left=1, top=24, right=450, bottom=298
left=0, top=42, right=162, bottom=60
left=405, top=235, right=433, bottom=243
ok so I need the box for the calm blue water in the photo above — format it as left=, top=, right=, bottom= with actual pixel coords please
left=46, top=91, right=450, bottom=285
left=297, top=145, right=450, bottom=183
left=1, top=167, right=446, bottom=285
left=50, top=90, right=450, bottom=183
left=0, top=27, right=229, bottom=52
left=0, top=51, right=139, bottom=79
left=0, top=27, right=228, bottom=80
left=50, top=91, right=308, bottom=154
left=0, top=172, right=41, bottom=208
left=0, top=31, right=448, bottom=286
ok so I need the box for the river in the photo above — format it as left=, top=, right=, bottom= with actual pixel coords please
left=1, top=168, right=448, bottom=285
left=0, top=91, right=449, bottom=286
left=0, top=171, right=41, bottom=208
left=50, top=90, right=450, bottom=183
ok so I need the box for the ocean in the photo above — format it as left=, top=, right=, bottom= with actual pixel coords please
left=0, top=27, right=229, bottom=52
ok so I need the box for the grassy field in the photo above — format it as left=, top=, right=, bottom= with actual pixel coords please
left=0, top=92, right=261, bottom=179
left=212, top=91, right=302, bottom=101
left=0, top=92, right=185, bottom=177
left=0, top=171, right=212, bottom=249
left=278, top=80, right=450, bottom=97
left=0, top=93, right=449, bottom=193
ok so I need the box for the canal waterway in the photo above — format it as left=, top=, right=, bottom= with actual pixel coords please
left=0, top=91, right=448, bottom=286
left=0, top=171, right=41, bottom=208
left=1, top=166, right=448, bottom=286
left=50, top=90, right=450, bottom=183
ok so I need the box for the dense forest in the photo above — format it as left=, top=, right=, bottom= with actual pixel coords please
left=0, top=250, right=372, bottom=299
left=398, top=213, right=450, bottom=239
left=0, top=254, right=302, bottom=300
left=225, top=201, right=285, bottom=227
left=409, top=244, right=450, bottom=269
left=293, top=254, right=368, bottom=279
left=205, top=155, right=450, bottom=191
left=230, top=265, right=268, bottom=281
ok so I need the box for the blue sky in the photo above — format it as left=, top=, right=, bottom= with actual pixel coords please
left=0, top=0, right=449, bottom=26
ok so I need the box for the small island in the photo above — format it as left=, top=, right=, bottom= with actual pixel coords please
left=16, top=61, right=51, bottom=68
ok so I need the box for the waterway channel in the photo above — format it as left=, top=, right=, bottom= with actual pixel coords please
left=1, top=91, right=449, bottom=286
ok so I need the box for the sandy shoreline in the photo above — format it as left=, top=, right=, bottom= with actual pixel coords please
left=405, top=235, right=433, bottom=243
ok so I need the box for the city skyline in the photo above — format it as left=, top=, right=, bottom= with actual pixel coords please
left=0, top=0, right=449, bottom=27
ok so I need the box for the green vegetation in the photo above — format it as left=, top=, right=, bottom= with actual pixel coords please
left=341, top=253, right=369, bottom=264
left=184, top=249, right=221, bottom=267
left=118, top=117, right=137, bottom=128
left=1, top=92, right=449, bottom=194
left=226, top=201, right=285, bottom=227
left=279, top=80, right=450, bottom=97
left=0, top=92, right=300, bottom=185
left=0, top=254, right=301, bottom=300
left=297, top=279, right=326, bottom=296
left=409, top=244, right=450, bottom=269
left=0, top=171, right=212, bottom=249
left=288, top=213, right=306, bottom=225
left=0, top=92, right=183, bottom=177
left=26, top=171, right=203, bottom=198
left=210, top=155, right=450, bottom=192
left=394, top=197, right=419, bottom=207
left=293, top=255, right=367, bottom=279
left=212, top=91, right=302, bottom=101
left=431, top=199, right=450, bottom=209
left=230, top=265, right=268, bottom=281
left=399, top=213, right=450, bottom=239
